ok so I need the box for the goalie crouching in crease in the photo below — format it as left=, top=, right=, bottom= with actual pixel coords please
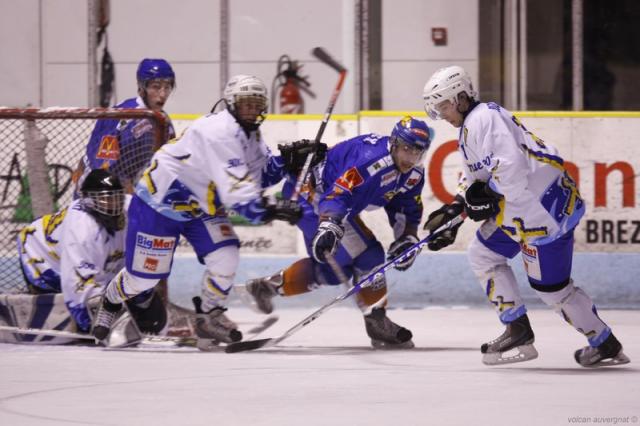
left=244, top=116, right=432, bottom=349
left=0, top=169, right=166, bottom=345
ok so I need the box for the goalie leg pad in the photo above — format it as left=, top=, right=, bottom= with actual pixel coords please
left=0, top=293, right=76, bottom=344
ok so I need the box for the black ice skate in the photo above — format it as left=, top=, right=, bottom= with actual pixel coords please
left=574, top=333, right=630, bottom=368
left=92, top=298, right=123, bottom=344
left=364, top=307, right=414, bottom=349
left=193, top=296, right=242, bottom=351
left=244, top=275, right=281, bottom=314
left=481, top=314, right=538, bottom=365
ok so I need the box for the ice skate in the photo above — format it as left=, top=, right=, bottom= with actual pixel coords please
left=481, top=314, right=538, bottom=365
left=193, top=297, right=242, bottom=349
left=92, top=298, right=123, bottom=344
left=364, top=307, right=414, bottom=349
left=574, top=333, right=630, bottom=368
left=244, top=275, right=281, bottom=314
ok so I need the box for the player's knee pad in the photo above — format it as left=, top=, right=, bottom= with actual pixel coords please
left=127, top=289, right=168, bottom=335
left=201, top=245, right=239, bottom=303
left=534, top=280, right=609, bottom=344
left=105, top=270, right=159, bottom=303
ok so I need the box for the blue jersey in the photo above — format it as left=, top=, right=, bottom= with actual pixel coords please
left=84, top=97, right=176, bottom=184
left=289, top=133, right=424, bottom=231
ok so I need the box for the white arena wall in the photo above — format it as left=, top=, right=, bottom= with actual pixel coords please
left=165, top=111, right=640, bottom=310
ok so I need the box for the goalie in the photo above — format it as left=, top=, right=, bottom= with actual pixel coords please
left=1, top=169, right=166, bottom=344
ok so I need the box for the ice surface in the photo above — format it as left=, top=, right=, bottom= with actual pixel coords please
left=1, top=307, right=638, bottom=426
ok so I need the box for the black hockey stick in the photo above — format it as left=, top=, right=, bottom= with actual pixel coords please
left=290, top=47, right=347, bottom=201
left=225, top=213, right=465, bottom=353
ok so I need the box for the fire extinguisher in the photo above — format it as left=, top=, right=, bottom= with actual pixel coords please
left=272, top=55, right=315, bottom=114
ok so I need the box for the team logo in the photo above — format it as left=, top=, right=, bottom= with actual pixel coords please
left=96, top=135, right=120, bottom=160
left=381, top=170, right=398, bottom=186
left=336, top=167, right=364, bottom=191
left=144, top=257, right=158, bottom=271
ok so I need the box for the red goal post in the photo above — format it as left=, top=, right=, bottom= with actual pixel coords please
left=0, top=107, right=169, bottom=293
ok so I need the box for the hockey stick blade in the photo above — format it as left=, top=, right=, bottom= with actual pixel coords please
left=225, top=337, right=273, bottom=353
left=312, top=47, right=346, bottom=73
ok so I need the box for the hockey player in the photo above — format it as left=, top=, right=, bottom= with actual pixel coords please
left=245, top=116, right=431, bottom=349
left=12, top=169, right=166, bottom=340
left=421, top=65, right=629, bottom=367
left=77, top=58, right=177, bottom=192
left=92, top=75, right=301, bottom=346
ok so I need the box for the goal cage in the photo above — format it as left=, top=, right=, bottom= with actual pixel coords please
left=0, top=107, right=169, bottom=294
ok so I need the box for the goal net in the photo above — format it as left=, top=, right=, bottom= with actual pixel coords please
left=0, top=108, right=169, bottom=294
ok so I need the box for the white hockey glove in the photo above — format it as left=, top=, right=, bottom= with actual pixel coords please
left=311, top=218, right=344, bottom=263
left=387, top=234, right=420, bottom=271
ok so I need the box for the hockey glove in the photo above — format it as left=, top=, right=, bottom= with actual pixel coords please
left=464, top=181, right=502, bottom=222
left=311, top=218, right=345, bottom=263
left=278, top=139, right=328, bottom=175
left=387, top=234, right=421, bottom=271
left=423, top=196, right=465, bottom=251
left=262, top=197, right=302, bottom=225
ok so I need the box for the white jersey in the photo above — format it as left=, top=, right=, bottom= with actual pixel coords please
left=136, top=109, right=271, bottom=221
left=17, top=198, right=129, bottom=311
left=460, top=102, right=584, bottom=245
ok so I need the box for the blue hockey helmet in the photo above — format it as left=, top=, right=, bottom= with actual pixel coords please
left=136, top=59, right=175, bottom=88
left=389, top=116, right=432, bottom=172
left=391, top=116, right=432, bottom=150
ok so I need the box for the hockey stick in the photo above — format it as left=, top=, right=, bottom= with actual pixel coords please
left=290, top=47, right=347, bottom=202
left=225, top=213, right=465, bottom=353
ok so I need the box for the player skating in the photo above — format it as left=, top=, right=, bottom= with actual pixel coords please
left=421, top=66, right=629, bottom=367
left=244, top=116, right=431, bottom=349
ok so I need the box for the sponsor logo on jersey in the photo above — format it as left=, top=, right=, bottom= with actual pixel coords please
left=136, top=233, right=176, bottom=250
left=380, top=170, right=398, bottom=186
left=132, top=119, right=153, bottom=138
left=144, top=257, right=158, bottom=271
left=335, top=167, right=364, bottom=192
left=96, top=135, right=120, bottom=160
left=220, top=224, right=233, bottom=237
left=228, top=158, right=244, bottom=167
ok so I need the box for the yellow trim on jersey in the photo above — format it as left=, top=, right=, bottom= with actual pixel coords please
left=143, top=159, right=159, bottom=194
left=207, top=182, right=217, bottom=216
left=43, top=208, right=68, bottom=245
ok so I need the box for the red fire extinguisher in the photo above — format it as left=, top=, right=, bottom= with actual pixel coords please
left=272, top=55, right=315, bottom=114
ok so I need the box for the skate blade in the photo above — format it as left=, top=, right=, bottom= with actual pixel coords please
left=581, top=351, right=631, bottom=368
left=482, top=344, right=539, bottom=365
left=371, top=339, right=415, bottom=350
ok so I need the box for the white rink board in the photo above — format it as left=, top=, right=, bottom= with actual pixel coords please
left=173, top=113, right=640, bottom=254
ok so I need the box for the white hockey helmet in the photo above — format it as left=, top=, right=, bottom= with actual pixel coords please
left=422, top=66, right=477, bottom=120
left=223, top=74, right=268, bottom=130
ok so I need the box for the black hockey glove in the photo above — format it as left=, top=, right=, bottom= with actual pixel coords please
left=423, top=196, right=465, bottom=251
left=311, top=217, right=344, bottom=263
left=262, top=197, right=302, bottom=225
left=278, top=139, right=328, bottom=175
left=464, top=181, right=502, bottom=222
left=387, top=234, right=421, bottom=271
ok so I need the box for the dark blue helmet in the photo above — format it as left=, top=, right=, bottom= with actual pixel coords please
left=391, top=116, right=432, bottom=151
left=136, top=59, right=175, bottom=87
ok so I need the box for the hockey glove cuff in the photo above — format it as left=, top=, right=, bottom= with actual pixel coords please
left=311, top=218, right=344, bottom=263
left=387, top=234, right=421, bottom=271
left=278, top=139, right=328, bottom=175
left=464, top=181, right=502, bottom=222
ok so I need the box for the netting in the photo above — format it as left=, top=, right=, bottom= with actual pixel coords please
left=0, top=108, right=168, bottom=293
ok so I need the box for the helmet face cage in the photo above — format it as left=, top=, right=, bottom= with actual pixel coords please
left=223, top=75, right=269, bottom=127
left=423, top=66, right=477, bottom=120
left=82, top=189, right=125, bottom=217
